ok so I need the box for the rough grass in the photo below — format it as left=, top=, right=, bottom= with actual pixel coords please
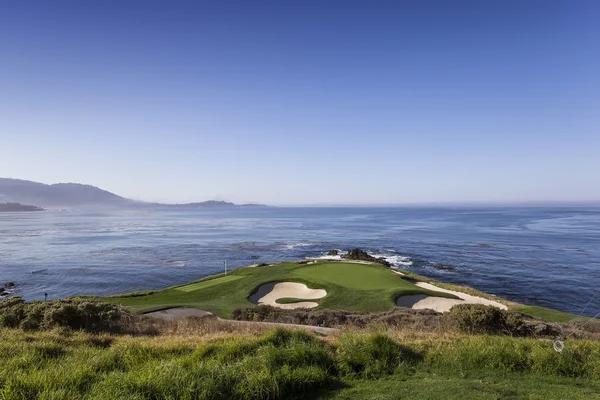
left=513, top=305, right=581, bottom=323
left=1, top=326, right=600, bottom=400
left=100, top=261, right=456, bottom=317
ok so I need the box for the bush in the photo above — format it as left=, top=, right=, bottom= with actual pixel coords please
left=0, top=297, right=132, bottom=333
left=0, top=296, right=27, bottom=328
left=442, top=304, right=524, bottom=335
left=231, top=306, right=441, bottom=329
left=336, top=334, right=421, bottom=378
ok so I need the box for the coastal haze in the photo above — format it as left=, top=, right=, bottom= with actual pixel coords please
left=2, top=204, right=599, bottom=317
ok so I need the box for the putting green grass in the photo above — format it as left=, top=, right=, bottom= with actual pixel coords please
left=102, top=261, right=457, bottom=318
left=293, top=263, right=405, bottom=290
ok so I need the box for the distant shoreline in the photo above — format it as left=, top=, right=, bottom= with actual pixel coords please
left=0, top=202, right=44, bottom=212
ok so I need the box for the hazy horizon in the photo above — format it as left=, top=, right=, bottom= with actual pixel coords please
left=3, top=176, right=600, bottom=208
left=2, top=1, right=598, bottom=205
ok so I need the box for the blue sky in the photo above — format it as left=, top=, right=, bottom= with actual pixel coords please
left=1, top=1, right=598, bottom=205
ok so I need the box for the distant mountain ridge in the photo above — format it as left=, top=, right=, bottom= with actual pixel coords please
left=0, top=178, right=264, bottom=208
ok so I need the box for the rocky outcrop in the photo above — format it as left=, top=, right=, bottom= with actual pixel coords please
left=5, top=282, right=15, bottom=288
left=342, top=248, right=391, bottom=267
left=326, top=250, right=339, bottom=256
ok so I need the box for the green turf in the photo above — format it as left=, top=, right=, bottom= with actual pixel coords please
left=293, top=263, right=406, bottom=290
left=2, top=328, right=599, bottom=400
left=101, top=261, right=456, bottom=318
left=512, top=305, right=581, bottom=323
left=275, top=297, right=313, bottom=304
left=317, top=374, right=600, bottom=400
left=175, top=275, right=243, bottom=292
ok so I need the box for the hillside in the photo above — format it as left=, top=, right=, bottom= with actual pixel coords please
left=0, top=178, right=265, bottom=208
left=0, top=178, right=130, bottom=207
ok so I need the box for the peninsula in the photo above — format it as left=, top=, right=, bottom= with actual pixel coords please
left=0, top=202, right=44, bottom=212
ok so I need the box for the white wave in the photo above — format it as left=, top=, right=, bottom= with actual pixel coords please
left=367, top=251, right=413, bottom=267
left=284, top=242, right=318, bottom=250
left=312, top=249, right=413, bottom=267
left=387, top=255, right=413, bottom=267
left=167, top=260, right=187, bottom=268
left=312, top=250, right=345, bottom=260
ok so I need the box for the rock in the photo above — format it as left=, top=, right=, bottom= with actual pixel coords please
left=326, top=250, right=339, bottom=256
left=432, top=265, right=456, bottom=272
left=256, top=263, right=269, bottom=268
left=342, top=248, right=392, bottom=267
left=0, top=288, right=4, bottom=294
left=4, top=282, right=15, bottom=288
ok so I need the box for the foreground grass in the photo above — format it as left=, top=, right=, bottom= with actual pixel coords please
left=322, top=374, right=600, bottom=400
left=100, top=261, right=455, bottom=317
left=1, top=326, right=599, bottom=399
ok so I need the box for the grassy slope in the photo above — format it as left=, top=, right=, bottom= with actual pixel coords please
left=510, top=305, right=581, bottom=323
left=1, top=328, right=599, bottom=400
left=102, top=261, right=455, bottom=318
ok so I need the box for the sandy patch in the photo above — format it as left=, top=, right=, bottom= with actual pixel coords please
left=143, top=307, right=213, bottom=320
left=396, top=282, right=507, bottom=313
left=391, top=270, right=406, bottom=276
left=249, top=282, right=327, bottom=310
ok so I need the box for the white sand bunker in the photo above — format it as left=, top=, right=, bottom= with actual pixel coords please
left=249, top=282, right=327, bottom=310
left=396, top=282, right=507, bottom=313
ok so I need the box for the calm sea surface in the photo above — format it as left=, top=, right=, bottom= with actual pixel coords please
left=1, top=206, right=599, bottom=316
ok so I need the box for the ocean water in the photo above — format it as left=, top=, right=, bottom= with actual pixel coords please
left=1, top=206, right=599, bottom=317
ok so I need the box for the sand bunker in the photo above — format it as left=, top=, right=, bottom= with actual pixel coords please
left=249, top=282, right=327, bottom=310
left=396, top=282, right=507, bottom=313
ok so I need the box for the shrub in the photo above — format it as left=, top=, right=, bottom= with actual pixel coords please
left=442, top=304, right=524, bottom=335
left=0, top=296, right=27, bottom=328
left=231, top=306, right=441, bottom=329
left=0, top=297, right=132, bottom=333
left=336, top=333, right=421, bottom=378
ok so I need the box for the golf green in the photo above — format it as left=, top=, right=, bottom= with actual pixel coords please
left=102, top=261, right=457, bottom=318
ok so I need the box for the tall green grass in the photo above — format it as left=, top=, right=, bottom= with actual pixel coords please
left=0, top=328, right=599, bottom=399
